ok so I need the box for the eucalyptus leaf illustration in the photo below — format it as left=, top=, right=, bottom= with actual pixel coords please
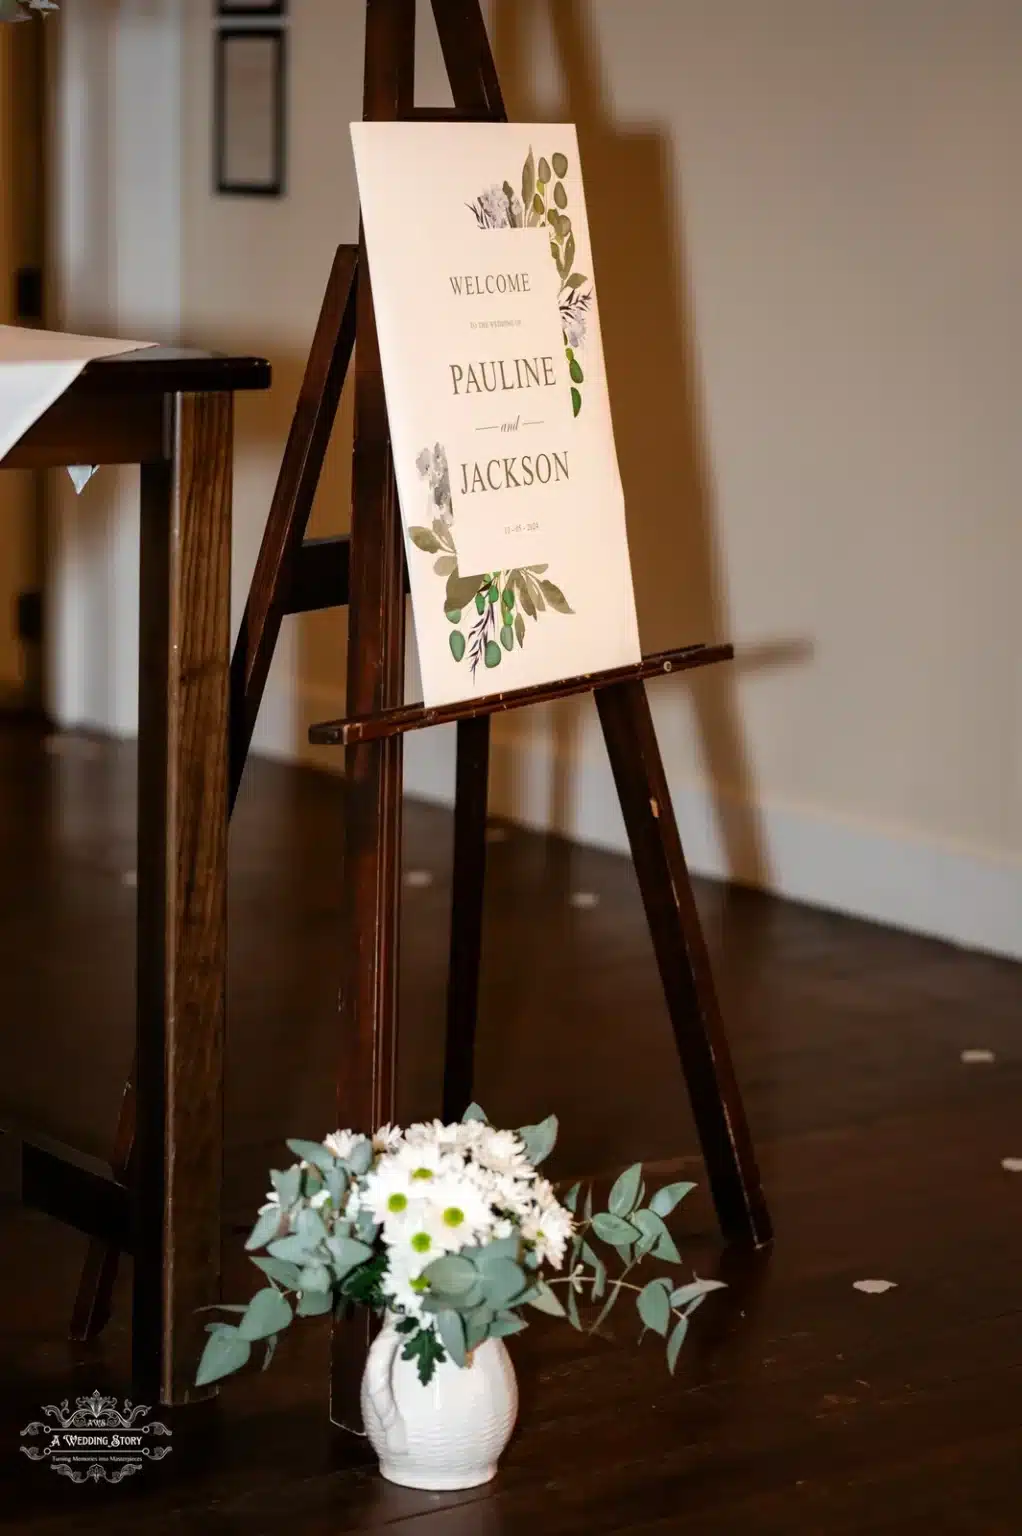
left=521, top=148, right=535, bottom=208
left=552, top=151, right=569, bottom=177
left=449, top=630, right=466, bottom=662
left=553, top=181, right=567, bottom=209
left=484, top=641, right=502, bottom=669
left=409, top=526, right=441, bottom=554
left=537, top=156, right=552, bottom=184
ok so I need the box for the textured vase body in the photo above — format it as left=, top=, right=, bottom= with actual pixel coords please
left=361, top=1316, right=518, bottom=1490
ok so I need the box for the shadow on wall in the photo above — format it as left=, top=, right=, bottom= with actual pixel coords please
left=490, top=0, right=774, bottom=894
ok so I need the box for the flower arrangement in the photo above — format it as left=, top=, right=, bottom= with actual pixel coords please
left=196, top=1105, right=724, bottom=1389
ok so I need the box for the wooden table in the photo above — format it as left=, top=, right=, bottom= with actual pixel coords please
left=1, top=346, right=270, bottom=1404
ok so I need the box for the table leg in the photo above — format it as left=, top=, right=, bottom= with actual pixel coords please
left=134, top=392, right=232, bottom=1405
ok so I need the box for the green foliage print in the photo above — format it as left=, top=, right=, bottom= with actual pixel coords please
left=467, top=146, right=592, bottom=418
left=412, top=444, right=574, bottom=681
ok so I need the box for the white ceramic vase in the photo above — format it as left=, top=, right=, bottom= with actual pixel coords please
left=361, top=1315, right=518, bottom=1491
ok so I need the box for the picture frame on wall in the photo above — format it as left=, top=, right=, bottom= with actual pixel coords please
left=216, top=1, right=287, bottom=16
left=214, top=27, right=286, bottom=197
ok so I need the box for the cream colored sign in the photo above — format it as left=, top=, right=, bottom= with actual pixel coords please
left=351, top=122, right=640, bottom=707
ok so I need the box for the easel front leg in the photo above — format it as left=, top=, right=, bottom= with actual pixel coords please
left=595, top=679, right=771, bottom=1248
left=443, top=714, right=491, bottom=1121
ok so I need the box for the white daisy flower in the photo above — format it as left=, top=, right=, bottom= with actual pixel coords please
left=426, top=1172, right=496, bottom=1252
left=522, top=1185, right=573, bottom=1269
left=361, top=1159, right=417, bottom=1234
left=392, top=1137, right=452, bottom=1187
left=324, top=1129, right=360, bottom=1161
left=373, top=1122, right=402, bottom=1154
left=380, top=1245, right=431, bottom=1320
left=473, top=1127, right=533, bottom=1178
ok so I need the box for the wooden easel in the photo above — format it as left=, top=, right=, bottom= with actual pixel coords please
left=71, top=0, right=771, bottom=1425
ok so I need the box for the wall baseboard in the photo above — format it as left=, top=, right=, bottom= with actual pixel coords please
left=252, top=674, right=1022, bottom=965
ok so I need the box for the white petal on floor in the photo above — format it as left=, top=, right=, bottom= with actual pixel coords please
left=569, top=891, right=599, bottom=910
left=1001, top=1158, right=1022, bottom=1174
left=960, top=1048, right=996, bottom=1063
left=853, top=1279, right=897, bottom=1294
left=403, top=869, right=434, bottom=889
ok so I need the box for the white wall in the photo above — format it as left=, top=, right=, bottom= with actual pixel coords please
left=51, top=0, right=1022, bottom=959
left=45, top=0, right=180, bottom=731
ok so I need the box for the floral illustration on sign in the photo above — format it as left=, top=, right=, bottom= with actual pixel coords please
left=467, top=147, right=591, bottom=418
left=410, top=443, right=573, bottom=681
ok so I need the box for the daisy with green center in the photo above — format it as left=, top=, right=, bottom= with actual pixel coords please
left=361, top=1158, right=417, bottom=1234
left=425, top=1172, right=495, bottom=1252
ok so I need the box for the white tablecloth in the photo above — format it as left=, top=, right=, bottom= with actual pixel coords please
left=0, top=325, right=154, bottom=490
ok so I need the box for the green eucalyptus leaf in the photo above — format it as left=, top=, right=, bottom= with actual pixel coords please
left=296, top=1207, right=328, bottom=1249
left=250, top=1255, right=301, bottom=1289
left=563, top=231, right=575, bottom=272
left=517, top=1114, right=558, bottom=1165
left=267, top=1234, right=314, bottom=1263
left=591, top=1211, right=639, bottom=1247
left=449, top=630, right=466, bottom=662
left=522, top=147, right=535, bottom=207
left=195, top=1326, right=252, bottom=1387
left=566, top=1284, right=582, bottom=1331
left=669, top=1278, right=726, bottom=1308
left=514, top=613, right=526, bottom=647
left=298, top=1260, right=331, bottom=1293
left=355, top=1206, right=379, bottom=1242
left=564, top=271, right=587, bottom=289
left=238, top=1286, right=293, bottom=1342
left=571, top=387, right=582, bottom=417
left=631, top=1208, right=682, bottom=1264
left=532, top=192, right=544, bottom=215
left=464, top=1305, right=494, bottom=1354
left=436, top=1308, right=467, bottom=1368
left=484, top=640, right=502, bottom=668
left=475, top=590, right=486, bottom=616
left=462, top=1102, right=489, bottom=1123
left=500, top=623, right=514, bottom=651
left=563, top=1182, right=581, bottom=1214
left=270, top=1166, right=301, bottom=1208
left=245, top=1206, right=283, bottom=1252
left=552, top=151, right=569, bottom=177
left=347, top=1139, right=373, bottom=1177
left=490, top=1312, right=529, bottom=1338
left=537, top=155, right=552, bottom=183
left=636, top=1279, right=671, bottom=1337
left=527, top=1280, right=566, bottom=1317
left=666, top=1315, right=689, bottom=1374
left=608, top=1162, right=643, bottom=1218
left=297, top=1287, right=333, bottom=1317
left=512, top=570, right=536, bottom=618
left=423, top=1253, right=479, bottom=1295
left=584, top=1184, right=594, bottom=1222
left=649, top=1181, right=696, bottom=1218
left=445, top=607, right=462, bottom=624
left=286, top=1139, right=338, bottom=1174
left=409, top=526, right=441, bottom=554
left=553, top=180, right=567, bottom=209
left=325, top=1235, right=375, bottom=1273
left=569, top=357, right=584, bottom=384
left=480, top=1257, right=527, bottom=1311
left=447, top=568, right=485, bottom=610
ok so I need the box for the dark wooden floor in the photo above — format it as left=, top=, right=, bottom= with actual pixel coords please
left=1, top=718, right=1020, bottom=1533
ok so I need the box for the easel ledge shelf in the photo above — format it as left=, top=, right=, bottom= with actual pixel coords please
left=310, top=642, right=732, bottom=745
